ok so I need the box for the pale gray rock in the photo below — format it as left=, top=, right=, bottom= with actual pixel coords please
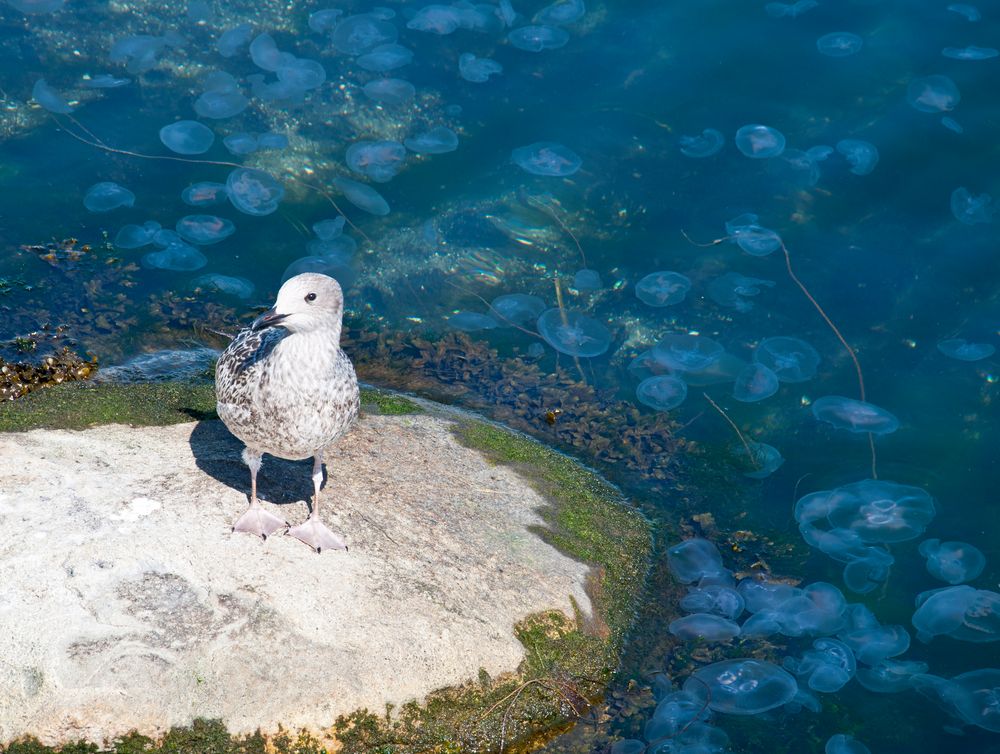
left=0, top=410, right=592, bottom=746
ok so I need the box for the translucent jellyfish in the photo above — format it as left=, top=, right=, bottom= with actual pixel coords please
left=346, top=140, right=407, bottom=182
left=307, top=235, right=357, bottom=256
left=193, top=82, right=248, bottom=119
left=152, top=229, right=182, bottom=248
left=784, top=638, right=856, bottom=692
left=826, top=734, right=871, bottom=754
left=951, top=187, right=994, bottom=224
left=313, top=217, right=346, bottom=240
left=742, top=441, right=784, bottom=479
left=489, top=293, right=546, bottom=325
left=6, top=0, right=64, bottom=12
left=797, top=479, right=935, bottom=544
left=216, top=24, right=252, bottom=57
left=357, top=43, right=413, bottom=72
left=679, top=128, right=724, bottom=158
left=281, top=252, right=357, bottom=287
left=938, top=338, right=996, bottom=361
left=839, top=624, right=910, bottom=664
left=733, top=363, right=780, bottom=403
left=110, top=35, right=170, bottom=74
left=812, top=396, right=900, bottom=434
left=448, top=312, right=499, bottom=331
left=919, top=539, right=986, bottom=584
left=332, top=176, right=390, bottom=216
left=652, top=334, right=724, bottom=372
left=142, top=242, right=207, bottom=271
left=535, top=0, right=585, bottom=24
left=83, top=182, right=135, bottom=212
left=192, top=273, right=254, bottom=298
left=740, top=581, right=849, bottom=637
left=573, top=269, right=602, bottom=290
left=114, top=221, right=160, bottom=249
left=459, top=53, right=503, bottom=82
left=669, top=614, right=741, bottom=642
left=753, top=336, right=820, bottom=382
left=226, top=168, right=285, bottom=216
left=511, top=142, right=581, bottom=176
left=734, top=124, right=786, bottom=158
left=248, top=74, right=306, bottom=105
left=331, top=14, right=398, bottom=55
left=942, top=45, right=999, bottom=60
left=765, top=0, right=817, bottom=17
left=82, top=74, right=131, bottom=89
left=182, top=182, right=227, bottom=207
left=223, top=132, right=258, bottom=155
left=779, top=146, right=831, bottom=186
left=404, top=126, right=459, bottom=154
left=308, top=9, right=343, bottom=33
left=406, top=4, right=463, bottom=34
left=816, top=32, right=863, bottom=57
left=175, top=215, right=235, bottom=245
left=912, top=586, right=1000, bottom=643
left=946, top=3, right=981, bottom=21
left=856, top=659, right=929, bottom=693
left=363, top=77, right=416, bottom=106
left=159, top=120, right=215, bottom=155
left=643, top=690, right=714, bottom=742
left=497, top=0, right=518, bottom=26
left=536, top=309, right=612, bottom=356
left=257, top=133, right=288, bottom=150
left=31, top=79, right=72, bottom=114
left=684, top=659, right=798, bottom=714
left=508, top=25, right=570, bottom=52
left=277, top=58, right=327, bottom=90
left=636, top=375, right=688, bottom=411
left=836, top=139, right=879, bottom=175
left=633, top=271, right=690, bottom=307
left=913, top=669, right=1000, bottom=732
left=681, top=584, right=745, bottom=620
left=707, top=272, right=774, bottom=312
left=907, top=75, right=960, bottom=113
left=942, top=116, right=964, bottom=133
left=667, top=538, right=726, bottom=583
left=725, top=213, right=782, bottom=255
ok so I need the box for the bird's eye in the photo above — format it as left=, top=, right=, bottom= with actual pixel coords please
left=305, top=292, right=317, bottom=302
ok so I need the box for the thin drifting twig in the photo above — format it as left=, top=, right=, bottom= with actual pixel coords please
left=702, top=392, right=760, bottom=470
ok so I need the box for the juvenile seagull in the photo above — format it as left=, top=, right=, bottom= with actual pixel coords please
left=215, top=273, right=359, bottom=552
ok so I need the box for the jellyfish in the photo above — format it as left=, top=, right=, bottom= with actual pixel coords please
left=943, top=45, right=999, bottom=60
left=734, top=124, right=786, bottom=158
left=683, top=659, right=798, bottom=714
left=569, top=269, right=600, bottom=291
left=907, top=75, right=960, bottom=113
left=404, top=126, right=459, bottom=154
left=635, top=375, right=688, bottom=411
left=489, top=293, right=546, bottom=325
left=193, top=84, right=248, bottom=119
left=643, top=690, right=714, bottom=742
left=110, top=34, right=171, bottom=74
left=667, top=538, right=726, bottom=583
left=83, top=182, right=135, bottom=212
left=223, top=132, right=258, bottom=155
left=331, top=14, right=398, bottom=55
left=114, top=221, right=160, bottom=249
left=825, top=734, right=871, bottom=754
left=740, top=581, right=849, bottom=636
left=669, top=614, right=741, bottom=642
left=919, top=539, right=986, bottom=584
left=180, top=183, right=227, bottom=208
left=635, top=271, right=691, bottom=307
left=313, top=217, right=346, bottom=240
left=855, top=659, right=929, bottom=693
left=816, top=32, right=863, bottom=57
left=281, top=253, right=357, bottom=288
left=308, top=9, right=343, bottom=33
left=796, top=479, right=935, bottom=544
left=937, top=338, right=996, bottom=361
left=257, top=133, right=288, bottom=150
left=784, top=638, right=856, bottom=692
left=407, top=5, right=464, bottom=34
left=459, top=53, right=503, bottom=82
left=652, top=334, right=724, bottom=371
left=534, top=0, right=585, bottom=25
left=82, top=74, right=131, bottom=89
left=216, top=24, right=252, bottom=57
left=812, top=395, right=900, bottom=434
left=448, top=312, right=499, bottom=331
left=175, top=215, right=235, bottom=245
left=31, top=78, right=72, bottom=114
left=779, top=146, right=832, bottom=186
left=725, top=213, right=782, bottom=255
left=753, top=336, right=820, bottom=382
left=836, top=139, right=879, bottom=175
left=946, top=3, right=981, bottom=21
left=508, top=25, right=570, bottom=51
left=363, top=78, right=415, bottom=105
left=733, top=363, right=780, bottom=402
left=679, top=128, right=725, bottom=158
left=942, top=116, right=964, bottom=134
left=681, top=584, right=745, bottom=620
left=346, top=140, right=407, bottom=182
left=307, top=235, right=357, bottom=256
left=159, top=120, right=215, bottom=155
left=912, top=586, right=1000, bottom=643
left=511, top=142, right=582, bottom=176
left=743, top=441, right=784, bottom=478
left=332, top=176, right=390, bottom=216
left=277, top=58, right=327, bottom=90
left=536, top=309, right=612, bottom=356
left=142, top=242, right=207, bottom=271
left=226, top=168, right=285, bottom=216
left=707, top=272, right=775, bottom=312
left=913, top=669, right=1000, bottom=732
left=192, top=273, right=254, bottom=299
left=357, top=43, right=413, bottom=72
left=950, top=187, right=994, bottom=224
left=839, top=624, right=910, bottom=665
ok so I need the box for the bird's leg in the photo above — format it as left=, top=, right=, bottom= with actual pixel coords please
left=232, top=448, right=288, bottom=538
left=288, top=452, right=348, bottom=553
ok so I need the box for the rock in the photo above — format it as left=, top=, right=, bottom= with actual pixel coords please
left=0, top=388, right=649, bottom=749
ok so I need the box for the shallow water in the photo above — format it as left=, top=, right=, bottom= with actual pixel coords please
left=1, top=0, right=998, bottom=751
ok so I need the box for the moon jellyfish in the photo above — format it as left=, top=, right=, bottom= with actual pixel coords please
left=735, top=124, right=786, bottom=158
left=193, top=73, right=248, bottom=119
left=331, top=14, right=398, bottom=55
left=282, top=252, right=357, bottom=287
left=667, top=538, right=725, bottom=583
left=535, top=0, right=585, bottom=24
left=313, top=217, right=346, bottom=240
left=943, top=45, right=998, bottom=60
left=765, top=0, right=817, bottom=18
left=784, top=638, right=856, bottom=692
left=681, top=584, right=744, bottom=620
left=403, top=126, right=459, bottom=156
left=308, top=235, right=357, bottom=256
left=636, top=375, right=688, bottom=411
left=919, top=539, right=986, bottom=584
left=753, top=336, right=820, bottom=382
left=508, top=25, right=570, bottom=51
left=6, top=0, right=64, bottom=12
left=31, top=79, right=72, bottom=114
left=308, top=9, right=343, bottom=33
left=912, top=586, right=1000, bottom=643
left=679, top=128, right=724, bottom=157
left=277, top=58, right=327, bottom=90
left=448, top=312, right=499, bottom=331
left=733, top=363, right=780, bottom=403
left=812, top=395, right=900, bottom=434
left=913, top=669, right=1000, bottom=732
left=459, top=52, right=503, bottom=82
left=634, top=271, right=690, bottom=307
left=159, top=120, right=215, bottom=155
left=938, top=337, right=995, bottom=360
left=942, top=116, right=964, bottom=133
left=669, top=613, right=740, bottom=641
left=826, top=734, right=870, bottom=754
left=346, top=140, right=407, bottom=182
left=223, top=132, right=258, bottom=155
left=652, top=334, right=724, bottom=371
left=142, top=242, right=207, bottom=271
left=779, top=145, right=832, bottom=186
left=216, top=24, right=252, bottom=57
left=708, top=272, right=775, bottom=312
left=175, top=215, right=235, bottom=245
left=84, top=182, right=135, bottom=212
left=489, top=293, right=546, bottom=325
left=357, top=43, right=413, bottom=72
left=743, top=441, right=784, bottom=479
left=684, top=659, right=798, bottom=714
left=192, top=273, right=254, bottom=299
left=951, top=187, right=994, bottom=224
left=110, top=34, right=171, bottom=74
left=82, top=74, right=131, bottom=89
left=114, top=221, right=160, bottom=248
left=816, top=32, right=863, bottom=57
left=836, top=139, right=878, bottom=175
left=257, top=133, right=288, bottom=150
left=406, top=5, right=463, bottom=34
left=536, top=309, right=612, bottom=357
left=363, top=78, right=415, bottom=105
left=946, top=3, right=981, bottom=21
left=182, top=182, right=227, bottom=206
left=511, top=142, right=581, bottom=176
left=332, top=176, right=390, bottom=216
left=573, top=269, right=601, bottom=290
left=725, top=213, right=782, bottom=255
left=907, top=75, right=960, bottom=113
left=226, top=168, right=285, bottom=216
left=856, top=659, right=928, bottom=693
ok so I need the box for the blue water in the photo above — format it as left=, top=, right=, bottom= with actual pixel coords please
left=1, top=0, right=998, bottom=751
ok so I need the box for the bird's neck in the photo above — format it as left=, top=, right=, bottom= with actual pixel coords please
left=276, top=325, right=343, bottom=363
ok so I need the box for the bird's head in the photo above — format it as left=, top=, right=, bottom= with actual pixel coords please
left=252, top=273, right=346, bottom=336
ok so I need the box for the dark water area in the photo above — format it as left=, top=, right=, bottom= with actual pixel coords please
left=1, top=0, right=999, bottom=752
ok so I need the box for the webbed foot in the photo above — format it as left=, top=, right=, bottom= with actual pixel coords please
left=288, top=515, right=347, bottom=553
left=232, top=501, right=288, bottom=539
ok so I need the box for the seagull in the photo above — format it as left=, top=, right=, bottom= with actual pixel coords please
left=215, top=273, right=359, bottom=552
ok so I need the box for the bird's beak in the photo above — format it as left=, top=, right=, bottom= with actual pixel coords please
left=251, top=307, right=289, bottom=331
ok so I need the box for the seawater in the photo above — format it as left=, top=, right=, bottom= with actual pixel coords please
left=0, top=0, right=998, bottom=752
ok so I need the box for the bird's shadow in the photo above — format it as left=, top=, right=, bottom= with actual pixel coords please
left=189, top=420, right=317, bottom=508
